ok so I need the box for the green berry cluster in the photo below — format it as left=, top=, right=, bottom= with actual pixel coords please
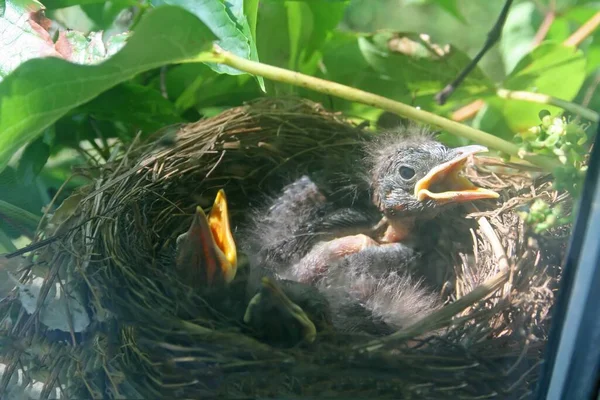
left=515, top=110, right=590, bottom=198
left=514, top=110, right=591, bottom=233
left=518, top=199, right=570, bottom=234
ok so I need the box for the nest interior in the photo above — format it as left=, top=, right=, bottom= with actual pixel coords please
left=0, top=98, right=569, bottom=399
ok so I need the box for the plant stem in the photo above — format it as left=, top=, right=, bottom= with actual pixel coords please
left=496, top=89, right=599, bottom=123
left=532, top=10, right=556, bottom=47
left=204, top=46, right=559, bottom=171
left=564, top=11, right=600, bottom=48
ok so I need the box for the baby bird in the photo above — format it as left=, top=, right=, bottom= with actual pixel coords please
left=243, top=126, right=498, bottom=333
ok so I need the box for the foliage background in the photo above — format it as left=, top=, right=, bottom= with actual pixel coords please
left=0, top=0, right=598, bottom=253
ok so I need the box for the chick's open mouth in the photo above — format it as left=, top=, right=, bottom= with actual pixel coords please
left=414, top=145, right=499, bottom=203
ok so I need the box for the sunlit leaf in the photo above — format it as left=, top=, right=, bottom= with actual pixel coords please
left=358, top=31, right=493, bottom=98
left=430, top=0, right=466, bottom=23
left=151, top=0, right=263, bottom=90
left=0, top=5, right=217, bottom=173
left=477, top=42, right=586, bottom=135
left=0, top=0, right=61, bottom=80
left=499, top=1, right=538, bottom=75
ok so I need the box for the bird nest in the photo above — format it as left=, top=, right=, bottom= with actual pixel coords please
left=0, top=98, right=569, bottom=399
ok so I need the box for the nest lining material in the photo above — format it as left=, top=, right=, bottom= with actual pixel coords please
left=0, top=98, right=568, bottom=399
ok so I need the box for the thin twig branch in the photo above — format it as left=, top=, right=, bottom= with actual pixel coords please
left=453, top=8, right=600, bottom=121
left=435, top=0, right=514, bottom=105
left=532, top=10, right=556, bottom=47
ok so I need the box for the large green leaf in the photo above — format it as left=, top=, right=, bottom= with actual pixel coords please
left=560, top=5, right=600, bottom=74
left=476, top=42, right=586, bottom=136
left=430, top=0, right=466, bottom=23
left=358, top=31, right=494, bottom=98
left=504, top=42, right=585, bottom=96
left=498, top=1, right=539, bottom=75
left=16, top=135, right=51, bottom=185
left=343, top=0, right=508, bottom=82
left=151, top=0, right=263, bottom=90
left=256, top=0, right=348, bottom=93
left=0, top=5, right=217, bottom=173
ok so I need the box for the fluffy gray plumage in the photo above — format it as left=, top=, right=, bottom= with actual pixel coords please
left=242, top=125, right=469, bottom=334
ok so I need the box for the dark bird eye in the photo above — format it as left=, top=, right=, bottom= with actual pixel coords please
left=399, top=166, right=415, bottom=180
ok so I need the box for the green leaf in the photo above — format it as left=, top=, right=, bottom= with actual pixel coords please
left=343, top=1, right=509, bottom=82
left=244, top=0, right=259, bottom=43
left=358, top=31, right=493, bottom=99
left=228, top=0, right=264, bottom=91
left=16, top=136, right=51, bottom=185
left=0, top=167, right=44, bottom=239
left=80, top=1, right=135, bottom=30
left=43, top=0, right=137, bottom=9
left=256, top=0, right=348, bottom=92
left=560, top=5, right=600, bottom=74
left=505, top=42, right=585, bottom=96
left=486, top=42, right=587, bottom=133
left=151, top=0, right=260, bottom=85
left=0, top=228, right=17, bottom=253
left=79, top=83, right=184, bottom=133
left=0, top=199, right=41, bottom=236
left=304, top=0, right=347, bottom=63
left=430, top=0, right=466, bottom=24
left=499, top=1, right=539, bottom=74
left=0, top=5, right=217, bottom=173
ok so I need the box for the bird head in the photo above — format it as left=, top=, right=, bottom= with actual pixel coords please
left=367, top=127, right=499, bottom=222
left=175, top=189, right=238, bottom=288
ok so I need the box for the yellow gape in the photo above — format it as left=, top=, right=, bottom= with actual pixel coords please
left=175, top=189, right=238, bottom=287
left=207, top=189, right=238, bottom=284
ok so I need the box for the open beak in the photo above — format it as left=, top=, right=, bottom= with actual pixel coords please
left=414, top=145, right=499, bottom=204
left=175, top=189, right=238, bottom=287
left=244, top=277, right=317, bottom=344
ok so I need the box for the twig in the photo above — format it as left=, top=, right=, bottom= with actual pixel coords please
left=435, top=0, right=514, bottom=105
left=452, top=99, right=485, bottom=122
left=452, top=7, right=598, bottom=122
left=496, top=89, right=599, bottom=123
left=202, top=46, right=560, bottom=172
left=532, top=10, right=556, bottom=47
left=564, top=10, right=600, bottom=47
